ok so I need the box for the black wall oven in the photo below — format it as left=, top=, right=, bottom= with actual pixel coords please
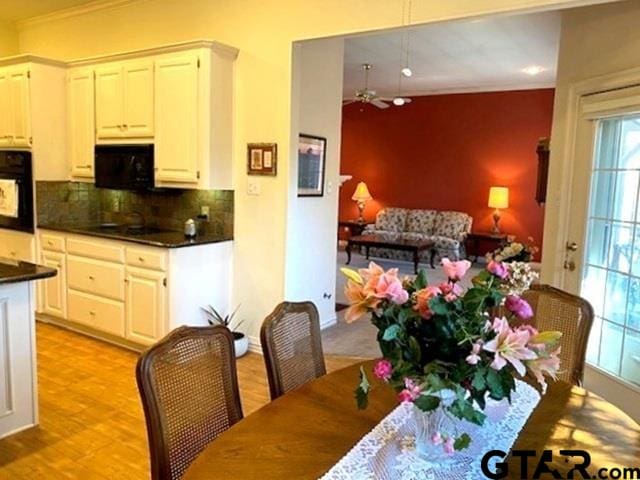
left=0, top=151, right=34, bottom=233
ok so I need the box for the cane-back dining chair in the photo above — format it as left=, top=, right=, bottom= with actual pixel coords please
left=260, top=301, right=327, bottom=400
left=136, top=325, right=243, bottom=480
left=521, top=284, right=594, bottom=386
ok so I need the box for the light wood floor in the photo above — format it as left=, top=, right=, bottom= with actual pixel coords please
left=0, top=323, right=361, bottom=479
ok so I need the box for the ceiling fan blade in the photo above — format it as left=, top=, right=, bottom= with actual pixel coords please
left=404, top=98, right=412, bottom=104
left=371, top=99, right=390, bottom=109
left=342, top=100, right=357, bottom=105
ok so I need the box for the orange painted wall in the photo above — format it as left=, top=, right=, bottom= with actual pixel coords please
left=338, top=89, right=554, bottom=253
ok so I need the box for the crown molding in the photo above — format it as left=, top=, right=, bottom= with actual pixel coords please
left=67, top=39, right=238, bottom=66
left=0, top=54, right=67, bottom=68
left=16, top=0, right=142, bottom=30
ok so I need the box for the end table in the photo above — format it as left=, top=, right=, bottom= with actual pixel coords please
left=465, top=232, right=508, bottom=263
left=338, top=220, right=369, bottom=237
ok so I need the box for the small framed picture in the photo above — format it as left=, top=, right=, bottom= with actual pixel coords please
left=297, top=134, right=327, bottom=197
left=247, top=143, right=277, bottom=176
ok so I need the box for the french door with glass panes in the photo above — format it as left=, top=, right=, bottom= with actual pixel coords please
left=565, top=85, right=640, bottom=405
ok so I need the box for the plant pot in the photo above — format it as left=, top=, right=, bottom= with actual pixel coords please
left=233, top=332, right=249, bottom=358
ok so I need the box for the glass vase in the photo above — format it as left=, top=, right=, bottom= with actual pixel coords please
left=413, top=390, right=459, bottom=464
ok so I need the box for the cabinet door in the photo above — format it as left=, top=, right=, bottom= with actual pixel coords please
left=8, top=67, right=31, bottom=147
left=95, top=65, right=124, bottom=139
left=155, top=55, right=199, bottom=183
left=125, top=267, right=165, bottom=346
left=41, top=251, right=66, bottom=318
left=0, top=69, right=10, bottom=147
left=68, top=69, right=96, bottom=178
left=123, top=61, right=154, bottom=138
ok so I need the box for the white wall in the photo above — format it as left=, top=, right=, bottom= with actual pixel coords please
left=542, top=0, right=640, bottom=422
left=285, top=38, right=344, bottom=329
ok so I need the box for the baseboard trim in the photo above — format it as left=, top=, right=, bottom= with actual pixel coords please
left=321, top=315, right=337, bottom=330
left=248, top=335, right=262, bottom=354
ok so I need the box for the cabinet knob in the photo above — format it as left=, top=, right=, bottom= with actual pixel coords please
left=89, top=310, right=96, bottom=316
left=138, top=256, right=145, bottom=262
left=88, top=275, right=94, bottom=280
left=123, top=124, right=128, bottom=129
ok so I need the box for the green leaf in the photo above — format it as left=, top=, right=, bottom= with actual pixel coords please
left=471, top=370, right=486, bottom=391
left=449, top=398, right=486, bottom=426
left=414, top=270, right=428, bottom=290
left=354, top=367, right=370, bottom=410
left=429, top=297, right=450, bottom=315
left=407, top=336, right=422, bottom=363
left=382, top=324, right=402, bottom=341
left=426, top=373, right=446, bottom=392
left=454, top=433, right=472, bottom=451
left=414, top=395, right=440, bottom=412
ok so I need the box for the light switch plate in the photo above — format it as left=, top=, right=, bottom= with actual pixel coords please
left=200, top=205, right=210, bottom=218
left=248, top=180, right=261, bottom=196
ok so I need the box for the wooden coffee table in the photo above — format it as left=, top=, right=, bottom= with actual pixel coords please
left=346, top=234, right=435, bottom=273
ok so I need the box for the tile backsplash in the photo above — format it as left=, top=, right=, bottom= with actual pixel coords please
left=36, top=182, right=234, bottom=236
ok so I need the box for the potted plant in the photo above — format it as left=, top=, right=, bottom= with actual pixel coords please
left=202, top=305, right=249, bottom=358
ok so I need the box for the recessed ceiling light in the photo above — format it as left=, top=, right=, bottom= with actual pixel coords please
left=393, top=97, right=406, bottom=106
left=522, top=65, right=544, bottom=76
left=401, top=67, right=413, bottom=78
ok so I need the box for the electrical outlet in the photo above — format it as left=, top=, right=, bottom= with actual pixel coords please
left=200, top=205, right=210, bottom=218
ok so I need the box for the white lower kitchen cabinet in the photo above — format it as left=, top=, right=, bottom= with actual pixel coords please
left=36, top=230, right=232, bottom=349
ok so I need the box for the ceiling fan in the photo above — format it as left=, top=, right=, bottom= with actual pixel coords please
left=343, top=63, right=412, bottom=109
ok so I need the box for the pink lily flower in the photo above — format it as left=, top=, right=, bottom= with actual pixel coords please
left=526, top=346, right=561, bottom=393
left=483, top=318, right=537, bottom=376
left=431, top=431, right=443, bottom=445
left=343, top=280, right=380, bottom=323
left=372, top=272, right=409, bottom=305
left=442, top=258, right=472, bottom=281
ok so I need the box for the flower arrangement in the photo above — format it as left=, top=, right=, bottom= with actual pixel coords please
left=341, top=259, right=561, bottom=454
left=487, top=236, right=539, bottom=263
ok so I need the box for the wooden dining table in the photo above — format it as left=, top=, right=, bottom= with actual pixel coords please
left=183, top=361, right=640, bottom=479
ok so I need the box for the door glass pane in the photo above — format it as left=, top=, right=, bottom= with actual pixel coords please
left=582, top=114, right=640, bottom=385
left=621, top=328, right=640, bottom=387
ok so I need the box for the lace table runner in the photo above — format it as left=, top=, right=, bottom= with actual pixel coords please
left=320, top=380, right=541, bottom=480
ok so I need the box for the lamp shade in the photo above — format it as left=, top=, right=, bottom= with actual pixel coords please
left=488, top=186, right=509, bottom=209
left=352, top=182, right=372, bottom=202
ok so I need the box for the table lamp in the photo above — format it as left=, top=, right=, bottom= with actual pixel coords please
left=488, top=186, right=509, bottom=234
left=352, top=182, right=372, bottom=224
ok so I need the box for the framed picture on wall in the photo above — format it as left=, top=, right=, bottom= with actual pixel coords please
left=297, top=134, right=327, bottom=197
left=247, top=143, right=277, bottom=176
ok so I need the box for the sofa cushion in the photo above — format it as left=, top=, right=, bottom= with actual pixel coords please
left=434, top=211, right=472, bottom=240
left=406, top=210, right=438, bottom=235
left=374, top=208, right=409, bottom=233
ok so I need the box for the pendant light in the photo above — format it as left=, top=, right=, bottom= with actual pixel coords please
left=400, top=0, right=413, bottom=78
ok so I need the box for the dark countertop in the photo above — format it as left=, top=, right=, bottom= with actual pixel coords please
left=38, top=223, right=233, bottom=248
left=0, top=258, right=57, bottom=285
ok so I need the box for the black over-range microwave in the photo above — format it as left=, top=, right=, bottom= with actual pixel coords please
left=94, top=145, right=155, bottom=190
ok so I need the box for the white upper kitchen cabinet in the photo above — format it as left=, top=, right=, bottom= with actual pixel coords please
left=0, top=56, right=68, bottom=181
left=154, top=55, right=199, bottom=183
left=67, top=68, right=95, bottom=178
left=154, top=44, right=236, bottom=189
left=0, top=65, right=30, bottom=148
left=95, top=60, right=154, bottom=141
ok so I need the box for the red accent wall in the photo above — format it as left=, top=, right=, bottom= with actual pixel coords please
left=339, top=89, right=554, bottom=254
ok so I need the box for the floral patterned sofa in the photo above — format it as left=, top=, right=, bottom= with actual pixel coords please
left=362, top=207, right=473, bottom=264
